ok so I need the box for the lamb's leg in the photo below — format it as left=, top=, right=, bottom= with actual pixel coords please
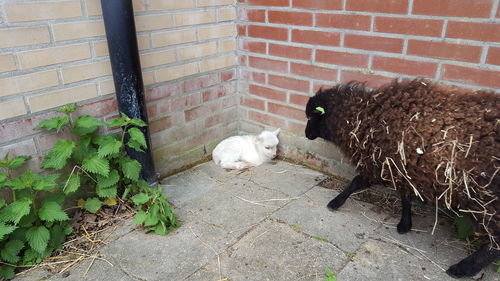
left=327, top=175, right=369, bottom=210
left=396, top=192, right=412, bottom=234
left=446, top=246, right=500, bottom=278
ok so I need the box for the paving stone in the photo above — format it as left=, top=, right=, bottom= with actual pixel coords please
left=337, top=239, right=463, bottom=281
left=272, top=185, right=383, bottom=253
left=15, top=259, right=135, bottom=281
left=187, top=220, right=347, bottom=281
left=177, top=178, right=290, bottom=237
left=100, top=220, right=232, bottom=281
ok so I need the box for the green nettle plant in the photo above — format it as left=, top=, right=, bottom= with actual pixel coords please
left=37, top=104, right=179, bottom=235
left=0, top=154, right=72, bottom=279
left=0, top=103, right=178, bottom=279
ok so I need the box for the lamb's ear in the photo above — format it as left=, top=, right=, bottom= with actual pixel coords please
left=273, top=128, right=281, bottom=136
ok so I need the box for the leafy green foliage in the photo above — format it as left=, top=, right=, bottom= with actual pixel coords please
left=84, top=198, right=102, bottom=214
left=0, top=154, right=71, bottom=279
left=97, top=170, right=119, bottom=189
left=56, top=103, right=77, bottom=114
left=82, top=155, right=109, bottom=176
left=33, top=174, right=59, bottom=191
left=129, top=181, right=179, bottom=235
left=0, top=199, right=32, bottom=224
left=127, top=127, right=147, bottom=152
left=122, top=159, right=141, bottom=181
left=0, top=154, right=31, bottom=170
left=133, top=210, right=147, bottom=226
left=25, top=226, right=50, bottom=254
left=128, top=117, right=147, bottom=127
left=73, top=115, right=103, bottom=136
left=97, top=137, right=122, bottom=158
left=1, top=104, right=181, bottom=279
left=96, top=185, right=117, bottom=198
left=106, top=117, right=127, bottom=128
left=42, top=140, right=76, bottom=170
left=0, top=222, right=17, bottom=241
left=131, top=193, right=149, bottom=205
left=36, top=116, right=70, bottom=133
left=454, top=216, right=474, bottom=239
left=63, top=173, right=80, bottom=195
left=0, top=265, right=15, bottom=279
left=324, top=268, right=337, bottom=281
left=38, top=202, right=69, bottom=222
left=1, top=239, right=24, bottom=263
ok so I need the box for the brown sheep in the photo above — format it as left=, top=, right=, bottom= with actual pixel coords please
left=305, top=78, right=499, bottom=278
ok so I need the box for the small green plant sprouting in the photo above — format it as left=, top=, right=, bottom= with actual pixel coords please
left=37, top=104, right=179, bottom=235
left=292, top=225, right=302, bottom=232
left=324, top=268, right=337, bottom=281
left=494, top=260, right=500, bottom=273
left=0, top=154, right=72, bottom=279
left=345, top=252, right=356, bottom=261
left=453, top=216, right=474, bottom=240
left=313, top=236, right=329, bottom=243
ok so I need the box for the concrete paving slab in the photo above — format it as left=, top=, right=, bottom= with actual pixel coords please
left=186, top=219, right=347, bottom=281
left=272, top=185, right=382, bottom=253
left=160, top=165, right=223, bottom=206
left=176, top=182, right=288, bottom=238
left=100, top=220, right=232, bottom=281
left=228, top=161, right=327, bottom=197
left=14, top=258, right=135, bottom=281
left=337, top=239, right=459, bottom=281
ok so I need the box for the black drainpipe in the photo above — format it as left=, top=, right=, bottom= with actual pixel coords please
left=101, top=0, right=157, bottom=185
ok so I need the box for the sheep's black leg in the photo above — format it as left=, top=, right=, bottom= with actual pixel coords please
left=327, top=175, right=369, bottom=210
left=396, top=192, right=412, bottom=234
left=446, top=246, right=500, bottom=278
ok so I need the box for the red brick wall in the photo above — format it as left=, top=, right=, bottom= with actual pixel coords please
left=237, top=0, right=500, bottom=136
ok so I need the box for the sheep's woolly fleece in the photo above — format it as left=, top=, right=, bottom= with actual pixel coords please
left=315, top=79, right=499, bottom=248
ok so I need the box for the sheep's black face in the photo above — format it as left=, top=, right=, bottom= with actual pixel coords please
left=305, top=93, right=325, bottom=140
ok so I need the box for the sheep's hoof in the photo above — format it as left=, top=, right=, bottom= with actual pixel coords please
left=327, top=196, right=346, bottom=210
left=446, top=263, right=479, bottom=279
left=396, top=221, right=411, bottom=234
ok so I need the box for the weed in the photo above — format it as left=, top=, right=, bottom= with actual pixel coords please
left=0, top=103, right=180, bottom=279
left=313, top=236, right=329, bottom=243
left=324, top=268, right=337, bottom=281
left=0, top=154, right=72, bottom=279
left=38, top=104, right=179, bottom=235
left=346, top=252, right=356, bottom=261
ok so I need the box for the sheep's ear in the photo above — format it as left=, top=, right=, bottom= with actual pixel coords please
left=273, top=128, right=281, bottom=136
left=314, top=106, right=326, bottom=115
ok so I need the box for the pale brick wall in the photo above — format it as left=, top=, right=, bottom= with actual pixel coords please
left=0, top=0, right=237, bottom=177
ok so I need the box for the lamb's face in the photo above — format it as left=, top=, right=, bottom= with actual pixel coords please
left=305, top=93, right=326, bottom=140
left=257, top=129, right=280, bottom=160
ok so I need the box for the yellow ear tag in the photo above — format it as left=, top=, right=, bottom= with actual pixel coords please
left=315, top=106, right=326, bottom=115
